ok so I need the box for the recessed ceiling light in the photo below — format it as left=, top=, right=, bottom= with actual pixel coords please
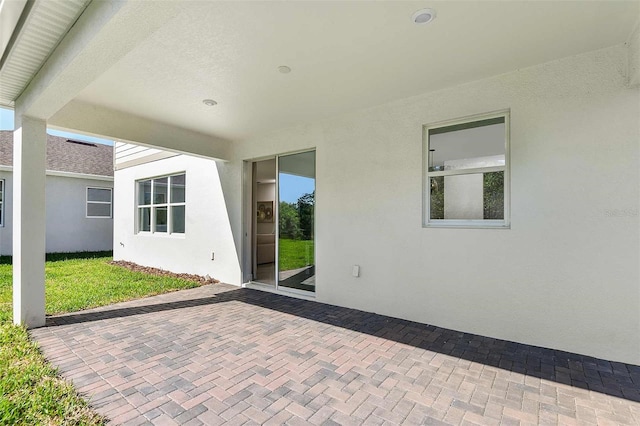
left=202, top=99, right=217, bottom=107
left=412, top=8, right=436, bottom=25
left=278, top=65, right=291, bottom=74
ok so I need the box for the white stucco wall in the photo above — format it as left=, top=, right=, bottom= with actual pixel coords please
left=0, top=172, right=114, bottom=255
left=224, top=45, right=639, bottom=364
left=113, top=155, right=241, bottom=285
left=442, top=155, right=505, bottom=220
left=443, top=173, right=483, bottom=220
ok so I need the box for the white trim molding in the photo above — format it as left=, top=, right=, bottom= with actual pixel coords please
left=47, top=170, right=113, bottom=181
left=86, top=186, right=113, bottom=219
left=0, top=165, right=113, bottom=181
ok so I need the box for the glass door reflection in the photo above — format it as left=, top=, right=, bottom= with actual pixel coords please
left=278, top=151, right=315, bottom=292
left=253, top=159, right=277, bottom=286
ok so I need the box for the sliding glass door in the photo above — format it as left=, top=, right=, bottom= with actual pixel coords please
left=277, top=151, right=315, bottom=292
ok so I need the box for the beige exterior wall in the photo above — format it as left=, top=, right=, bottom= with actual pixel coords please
left=227, top=45, right=640, bottom=364
left=113, top=154, right=241, bottom=286
left=114, top=45, right=639, bottom=364
left=0, top=171, right=113, bottom=255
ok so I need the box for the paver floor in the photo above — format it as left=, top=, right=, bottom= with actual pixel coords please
left=31, top=284, right=640, bottom=425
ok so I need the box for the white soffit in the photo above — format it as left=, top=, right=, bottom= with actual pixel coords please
left=0, top=0, right=90, bottom=107
left=73, top=1, right=640, bottom=141
left=0, top=0, right=27, bottom=58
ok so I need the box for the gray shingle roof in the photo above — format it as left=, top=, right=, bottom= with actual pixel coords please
left=0, top=131, right=113, bottom=177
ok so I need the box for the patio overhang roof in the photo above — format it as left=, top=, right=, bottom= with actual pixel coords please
left=1, top=0, right=639, bottom=330
left=1, top=1, right=638, bottom=156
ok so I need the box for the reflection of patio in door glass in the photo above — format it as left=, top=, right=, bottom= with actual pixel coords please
left=278, top=151, right=315, bottom=293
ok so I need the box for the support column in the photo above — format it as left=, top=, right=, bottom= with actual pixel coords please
left=13, top=115, right=47, bottom=328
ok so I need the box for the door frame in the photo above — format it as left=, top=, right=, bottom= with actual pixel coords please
left=241, top=149, right=316, bottom=297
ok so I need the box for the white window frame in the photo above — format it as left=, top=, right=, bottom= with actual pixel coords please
left=0, top=180, right=4, bottom=226
left=86, top=187, right=113, bottom=219
left=423, top=110, right=510, bottom=228
left=135, top=172, right=186, bottom=235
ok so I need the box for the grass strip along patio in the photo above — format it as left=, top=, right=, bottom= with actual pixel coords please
left=0, top=252, right=205, bottom=425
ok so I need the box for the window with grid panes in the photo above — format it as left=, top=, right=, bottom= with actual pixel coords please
left=136, top=173, right=185, bottom=234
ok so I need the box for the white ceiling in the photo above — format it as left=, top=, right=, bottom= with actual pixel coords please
left=73, top=1, right=639, bottom=142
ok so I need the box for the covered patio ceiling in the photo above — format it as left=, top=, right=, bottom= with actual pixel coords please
left=0, top=1, right=638, bottom=151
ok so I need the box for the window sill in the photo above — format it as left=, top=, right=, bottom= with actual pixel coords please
left=423, top=220, right=510, bottom=229
left=135, top=232, right=186, bottom=239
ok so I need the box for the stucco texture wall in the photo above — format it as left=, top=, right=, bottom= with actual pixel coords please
left=0, top=173, right=113, bottom=254
left=113, top=155, right=241, bottom=285
left=229, top=45, right=640, bottom=364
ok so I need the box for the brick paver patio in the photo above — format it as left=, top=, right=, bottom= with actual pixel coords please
left=31, top=284, right=640, bottom=425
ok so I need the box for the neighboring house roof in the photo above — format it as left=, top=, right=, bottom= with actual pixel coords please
left=0, top=131, right=113, bottom=177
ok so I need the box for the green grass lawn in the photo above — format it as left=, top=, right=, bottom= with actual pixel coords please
left=0, top=252, right=206, bottom=425
left=0, top=323, right=104, bottom=425
left=279, top=238, right=314, bottom=271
